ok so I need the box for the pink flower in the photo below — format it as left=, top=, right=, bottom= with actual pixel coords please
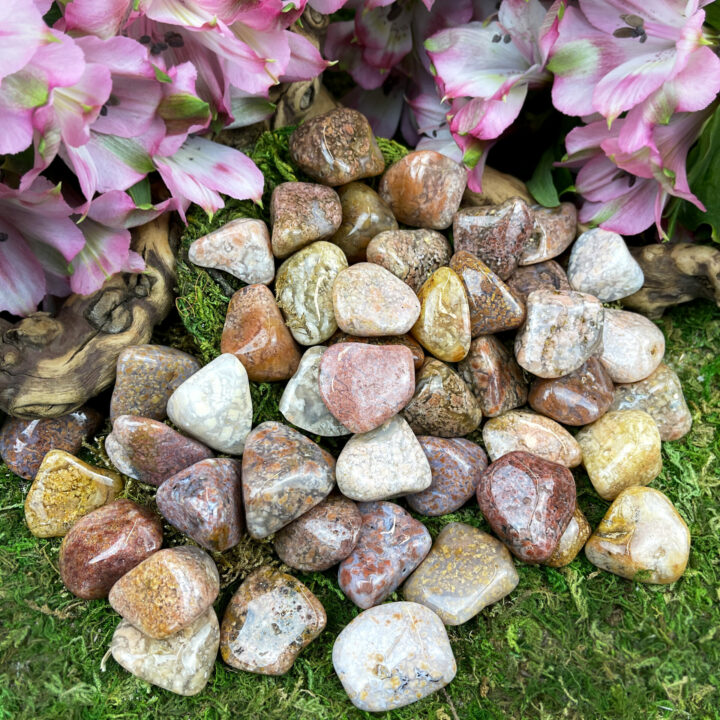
left=0, top=0, right=54, bottom=84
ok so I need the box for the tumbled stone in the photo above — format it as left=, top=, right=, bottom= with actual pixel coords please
left=289, top=108, right=385, bottom=185
left=366, top=229, right=452, bottom=293
left=110, top=345, right=200, bottom=423
left=453, top=197, right=534, bottom=279
left=379, top=150, right=466, bottom=229
left=338, top=501, right=431, bottom=608
left=105, top=415, right=214, bottom=487
left=528, top=357, right=615, bottom=426
left=24, top=450, right=123, bottom=538
left=328, top=331, right=425, bottom=370
left=576, top=409, right=661, bottom=500
left=109, top=546, right=219, bottom=639
left=515, top=289, right=604, bottom=378
left=599, top=309, right=665, bottom=383
left=242, top=421, right=334, bottom=539
left=545, top=507, right=591, bottom=568
left=336, top=415, right=431, bottom=501
left=482, top=410, right=582, bottom=468
left=568, top=228, right=644, bottom=302
left=457, top=336, right=527, bottom=417
left=403, top=359, right=482, bottom=437
left=585, top=486, right=690, bottom=583
left=275, top=240, right=348, bottom=346
left=270, top=182, right=342, bottom=258
left=156, top=458, right=243, bottom=552
left=274, top=493, right=362, bottom=571
left=403, top=523, right=518, bottom=625
left=332, top=262, right=421, bottom=336
left=110, top=608, right=219, bottom=696
left=167, top=353, right=252, bottom=454
left=220, top=566, right=326, bottom=675
left=188, top=218, right=274, bottom=285
left=318, top=343, right=415, bottom=433
left=477, top=451, right=576, bottom=563
left=59, top=499, right=162, bottom=599
left=610, top=363, right=692, bottom=441
left=333, top=602, right=456, bottom=712
left=406, top=437, right=488, bottom=516
left=0, top=407, right=102, bottom=481
left=520, top=203, right=577, bottom=265
left=507, top=260, right=571, bottom=300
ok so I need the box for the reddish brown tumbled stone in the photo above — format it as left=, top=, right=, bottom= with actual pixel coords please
left=507, top=260, right=571, bottom=301
left=328, top=332, right=425, bottom=370
left=521, top=203, right=577, bottom=265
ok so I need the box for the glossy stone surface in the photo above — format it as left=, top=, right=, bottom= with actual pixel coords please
left=167, top=353, right=252, bottom=454
left=403, top=359, right=482, bottom=437
left=59, top=499, right=162, bottom=599
left=476, top=451, right=576, bottom=563
left=188, top=218, right=274, bottom=284
left=220, top=566, right=326, bottom=675
left=528, top=357, right=615, bottom=426
left=546, top=507, right=591, bottom=568
left=406, top=437, right=488, bottom=516
left=289, top=108, right=385, bottom=185
left=403, top=523, right=519, bottom=625
left=275, top=240, right=348, bottom=346
left=110, top=345, right=200, bottom=423
left=25, top=450, right=123, bottom=538
left=0, top=407, right=102, bottom=480
left=379, top=150, right=466, bottom=230
left=328, top=331, right=425, bottom=370
left=338, top=501, right=431, bottom=608
left=336, top=415, right=431, bottom=501
left=515, top=289, right=604, bottom=378
left=242, top=421, right=335, bottom=539
left=507, top=260, right=571, bottom=301
left=109, top=546, right=220, bottom=639
left=332, top=262, right=421, bottom=336
left=270, top=182, right=342, bottom=258
left=111, top=608, right=219, bottom=696
left=333, top=602, right=456, bottom=712
left=576, top=410, right=662, bottom=500
left=585, top=487, right=690, bottom=583
left=520, top=203, right=577, bottom=265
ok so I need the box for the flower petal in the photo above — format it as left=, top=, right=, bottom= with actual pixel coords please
left=343, top=81, right=405, bottom=139
left=0, top=222, right=46, bottom=316
left=60, top=0, right=134, bottom=39
left=280, top=30, right=328, bottom=82
left=87, top=191, right=180, bottom=228
left=449, top=83, right=527, bottom=139
left=0, top=0, right=52, bottom=83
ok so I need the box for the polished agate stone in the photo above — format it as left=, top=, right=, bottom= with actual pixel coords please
left=545, top=507, right=591, bottom=568
left=328, top=331, right=425, bottom=370
left=520, top=203, right=577, bottom=265
left=507, top=260, right=571, bottom=301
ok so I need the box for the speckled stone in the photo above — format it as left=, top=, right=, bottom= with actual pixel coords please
left=599, top=309, right=665, bottom=383
left=59, top=499, right=162, bottom=599
left=0, top=407, right=102, bottom=481
left=366, top=229, right=452, bottom=293
left=318, top=343, right=415, bottom=433
left=507, top=260, right=571, bottom=301
left=379, top=150, right=466, bottom=230
left=270, top=182, right=342, bottom=258
left=188, top=218, right=274, bottom=284
left=274, top=493, right=362, bottom=571
left=402, top=523, right=518, bottom=625
left=585, top=487, right=690, bottom=583
left=275, top=240, right=348, bottom=346
left=220, top=566, right=326, bottom=675
left=338, top=501, right=431, bottom=609
left=457, top=336, right=527, bottom=417
left=110, top=345, right=200, bottom=423
left=105, top=415, right=214, bottom=487
left=403, top=359, right=483, bottom=437
left=109, top=546, right=220, bottom=639
left=241, top=421, right=335, bottom=539
left=156, top=458, right=243, bottom=552
left=328, top=331, right=425, bottom=370
left=482, top=410, right=582, bottom=468
left=453, top=198, right=534, bottom=279
left=332, top=602, right=456, bottom=712
left=545, top=507, right=591, bottom=568
left=332, top=263, right=421, bottom=336
left=528, top=357, right=615, bottom=426
left=610, top=363, right=692, bottom=441
left=476, top=451, right=576, bottom=563
left=24, top=450, right=123, bottom=538
left=167, top=354, right=252, bottom=455
left=289, top=108, right=385, bottom=185
left=520, top=203, right=577, bottom=265
left=110, top=608, right=219, bottom=696
left=576, top=410, right=662, bottom=500
left=336, top=415, right=431, bottom=502
left=406, top=437, right=488, bottom=516
left=515, top=289, right=604, bottom=378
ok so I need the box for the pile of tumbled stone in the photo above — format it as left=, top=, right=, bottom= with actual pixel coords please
left=0, top=107, right=694, bottom=712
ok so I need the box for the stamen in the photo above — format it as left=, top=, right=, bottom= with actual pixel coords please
left=503, top=34, right=511, bottom=43
left=150, top=42, right=168, bottom=55
left=138, top=35, right=151, bottom=44
left=492, top=34, right=502, bottom=43
left=0, top=232, right=8, bottom=242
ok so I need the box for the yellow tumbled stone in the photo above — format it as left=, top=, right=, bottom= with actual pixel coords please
left=545, top=507, right=591, bottom=567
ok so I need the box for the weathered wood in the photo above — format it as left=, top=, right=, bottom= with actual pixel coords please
left=463, top=166, right=533, bottom=207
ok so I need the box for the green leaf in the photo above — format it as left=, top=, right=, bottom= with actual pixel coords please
left=705, top=3, right=720, bottom=31
left=127, top=178, right=152, bottom=207
left=527, top=147, right=560, bottom=207
left=158, top=93, right=210, bottom=123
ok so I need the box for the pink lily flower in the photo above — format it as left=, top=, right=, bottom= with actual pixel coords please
left=0, top=0, right=55, bottom=83
left=59, top=0, right=134, bottom=39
